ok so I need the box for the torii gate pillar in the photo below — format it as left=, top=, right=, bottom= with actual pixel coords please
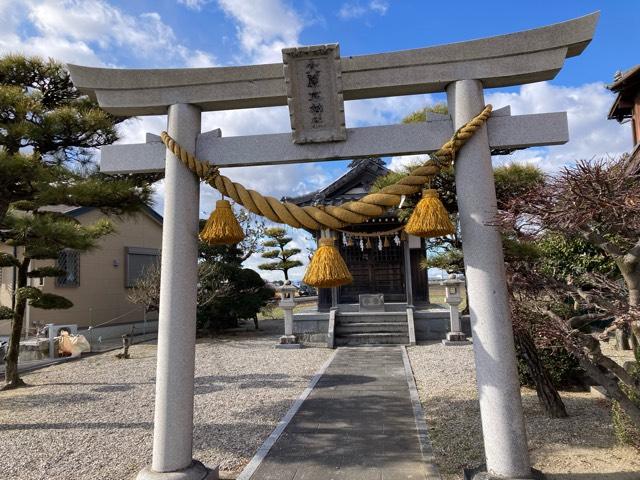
left=447, top=80, right=532, bottom=478
left=138, top=104, right=217, bottom=480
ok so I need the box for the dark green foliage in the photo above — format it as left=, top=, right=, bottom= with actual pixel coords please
left=16, top=286, right=42, bottom=300
left=4, top=213, right=114, bottom=257
left=0, top=306, right=13, bottom=320
left=421, top=248, right=463, bottom=273
left=197, top=264, right=274, bottom=331
left=517, top=344, right=585, bottom=389
left=514, top=305, right=586, bottom=390
left=493, top=164, right=544, bottom=208
left=0, top=252, right=19, bottom=268
left=0, top=55, right=122, bottom=159
left=537, top=233, right=618, bottom=279
left=30, top=293, right=73, bottom=310
left=28, top=266, right=67, bottom=278
left=613, top=349, right=640, bottom=449
left=196, top=218, right=274, bottom=331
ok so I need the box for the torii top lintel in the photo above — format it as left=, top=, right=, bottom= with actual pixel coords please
left=67, top=13, right=598, bottom=117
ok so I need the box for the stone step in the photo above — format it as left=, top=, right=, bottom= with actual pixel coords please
left=335, top=322, right=408, bottom=334
left=337, top=312, right=407, bottom=323
left=338, top=303, right=409, bottom=312
left=335, top=333, right=410, bottom=346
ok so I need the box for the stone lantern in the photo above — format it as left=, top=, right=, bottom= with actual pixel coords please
left=440, top=274, right=470, bottom=345
left=276, top=281, right=301, bottom=349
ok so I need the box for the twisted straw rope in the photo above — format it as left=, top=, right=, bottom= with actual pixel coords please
left=160, top=105, right=492, bottom=230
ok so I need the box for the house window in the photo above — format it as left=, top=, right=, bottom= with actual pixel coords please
left=56, top=249, right=80, bottom=287
left=125, top=247, right=160, bottom=288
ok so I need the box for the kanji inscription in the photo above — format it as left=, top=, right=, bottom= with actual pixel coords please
left=283, top=44, right=347, bottom=144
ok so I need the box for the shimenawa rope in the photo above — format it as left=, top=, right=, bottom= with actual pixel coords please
left=159, top=105, right=492, bottom=231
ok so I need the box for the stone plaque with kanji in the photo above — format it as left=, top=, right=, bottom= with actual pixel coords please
left=283, top=44, right=347, bottom=144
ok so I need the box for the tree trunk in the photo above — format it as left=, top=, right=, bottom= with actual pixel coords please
left=578, top=355, right=640, bottom=427
left=616, top=328, right=632, bottom=351
left=515, top=329, right=568, bottom=418
left=2, top=258, right=30, bottom=390
left=618, top=257, right=640, bottom=348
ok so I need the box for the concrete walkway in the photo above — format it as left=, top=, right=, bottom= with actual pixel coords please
left=247, top=346, right=439, bottom=480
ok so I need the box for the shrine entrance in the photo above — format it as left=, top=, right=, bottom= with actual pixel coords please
left=67, top=12, right=598, bottom=480
left=339, top=238, right=405, bottom=303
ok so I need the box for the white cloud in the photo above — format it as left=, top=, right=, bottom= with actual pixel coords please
left=345, top=93, right=438, bottom=127
left=369, top=0, right=389, bottom=15
left=485, top=81, right=629, bottom=171
left=178, top=0, right=212, bottom=11
left=0, top=0, right=216, bottom=67
left=217, top=0, right=303, bottom=63
left=388, top=82, right=630, bottom=172
left=338, top=0, right=389, bottom=19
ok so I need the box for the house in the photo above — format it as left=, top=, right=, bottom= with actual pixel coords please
left=608, top=65, right=640, bottom=175
left=0, top=206, right=162, bottom=340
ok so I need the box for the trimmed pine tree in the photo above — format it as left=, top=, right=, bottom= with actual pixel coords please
left=258, top=227, right=302, bottom=281
left=0, top=55, right=152, bottom=390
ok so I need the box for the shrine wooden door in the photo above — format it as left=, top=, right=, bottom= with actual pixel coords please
left=338, top=240, right=406, bottom=303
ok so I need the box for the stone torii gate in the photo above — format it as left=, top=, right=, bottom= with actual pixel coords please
left=68, top=13, right=598, bottom=480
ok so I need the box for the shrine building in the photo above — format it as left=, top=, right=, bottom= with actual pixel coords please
left=284, top=157, right=429, bottom=310
left=284, top=158, right=459, bottom=346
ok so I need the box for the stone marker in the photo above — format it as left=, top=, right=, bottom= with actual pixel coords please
left=282, top=44, right=346, bottom=144
left=359, top=293, right=385, bottom=312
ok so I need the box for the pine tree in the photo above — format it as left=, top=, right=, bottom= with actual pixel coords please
left=0, top=55, right=152, bottom=390
left=258, top=227, right=302, bottom=281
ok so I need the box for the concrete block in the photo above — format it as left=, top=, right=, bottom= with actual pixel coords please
left=275, top=343, right=302, bottom=350
left=136, top=461, right=218, bottom=479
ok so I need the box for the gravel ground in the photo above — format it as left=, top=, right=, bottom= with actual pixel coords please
left=0, top=320, right=332, bottom=480
left=407, top=341, right=640, bottom=480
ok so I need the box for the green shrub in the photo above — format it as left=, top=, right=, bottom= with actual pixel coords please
left=612, top=349, right=640, bottom=449
left=197, top=267, right=274, bottom=331
left=30, top=293, right=73, bottom=309
left=0, top=306, right=13, bottom=320
left=517, top=344, right=585, bottom=389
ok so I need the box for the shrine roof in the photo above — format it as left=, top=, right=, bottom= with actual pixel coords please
left=283, top=157, right=390, bottom=207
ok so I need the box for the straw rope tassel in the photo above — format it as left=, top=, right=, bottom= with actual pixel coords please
left=303, top=238, right=352, bottom=288
left=200, top=199, right=245, bottom=245
left=404, top=189, right=455, bottom=238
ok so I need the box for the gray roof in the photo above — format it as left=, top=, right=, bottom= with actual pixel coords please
left=41, top=205, right=163, bottom=224
left=283, top=158, right=390, bottom=207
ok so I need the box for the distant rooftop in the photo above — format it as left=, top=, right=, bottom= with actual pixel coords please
left=40, top=205, right=163, bottom=224
left=608, top=65, right=640, bottom=122
left=283, top=157, right=389, bottom=207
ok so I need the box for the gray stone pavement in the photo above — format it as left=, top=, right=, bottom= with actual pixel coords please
left=249, top=346, right=439, bottom=480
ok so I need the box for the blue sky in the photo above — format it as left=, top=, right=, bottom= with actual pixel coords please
left=1, top=0, right=638, bottom=279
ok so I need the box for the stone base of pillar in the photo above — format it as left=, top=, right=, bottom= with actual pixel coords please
left=442, top=332, right=471, bottom=346
left=463, top=465, right=545, bottom=480
left=276, top=335, right=301, bottom=349
left=136, top=461, right=219, bottom=480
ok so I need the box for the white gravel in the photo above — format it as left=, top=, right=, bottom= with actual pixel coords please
left=0, top=320, right=332, bottom=480
left=407, top=341, right=640, bottom=480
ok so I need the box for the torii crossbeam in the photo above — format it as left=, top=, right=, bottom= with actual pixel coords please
left=68, top=12, right=598, bottom=480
